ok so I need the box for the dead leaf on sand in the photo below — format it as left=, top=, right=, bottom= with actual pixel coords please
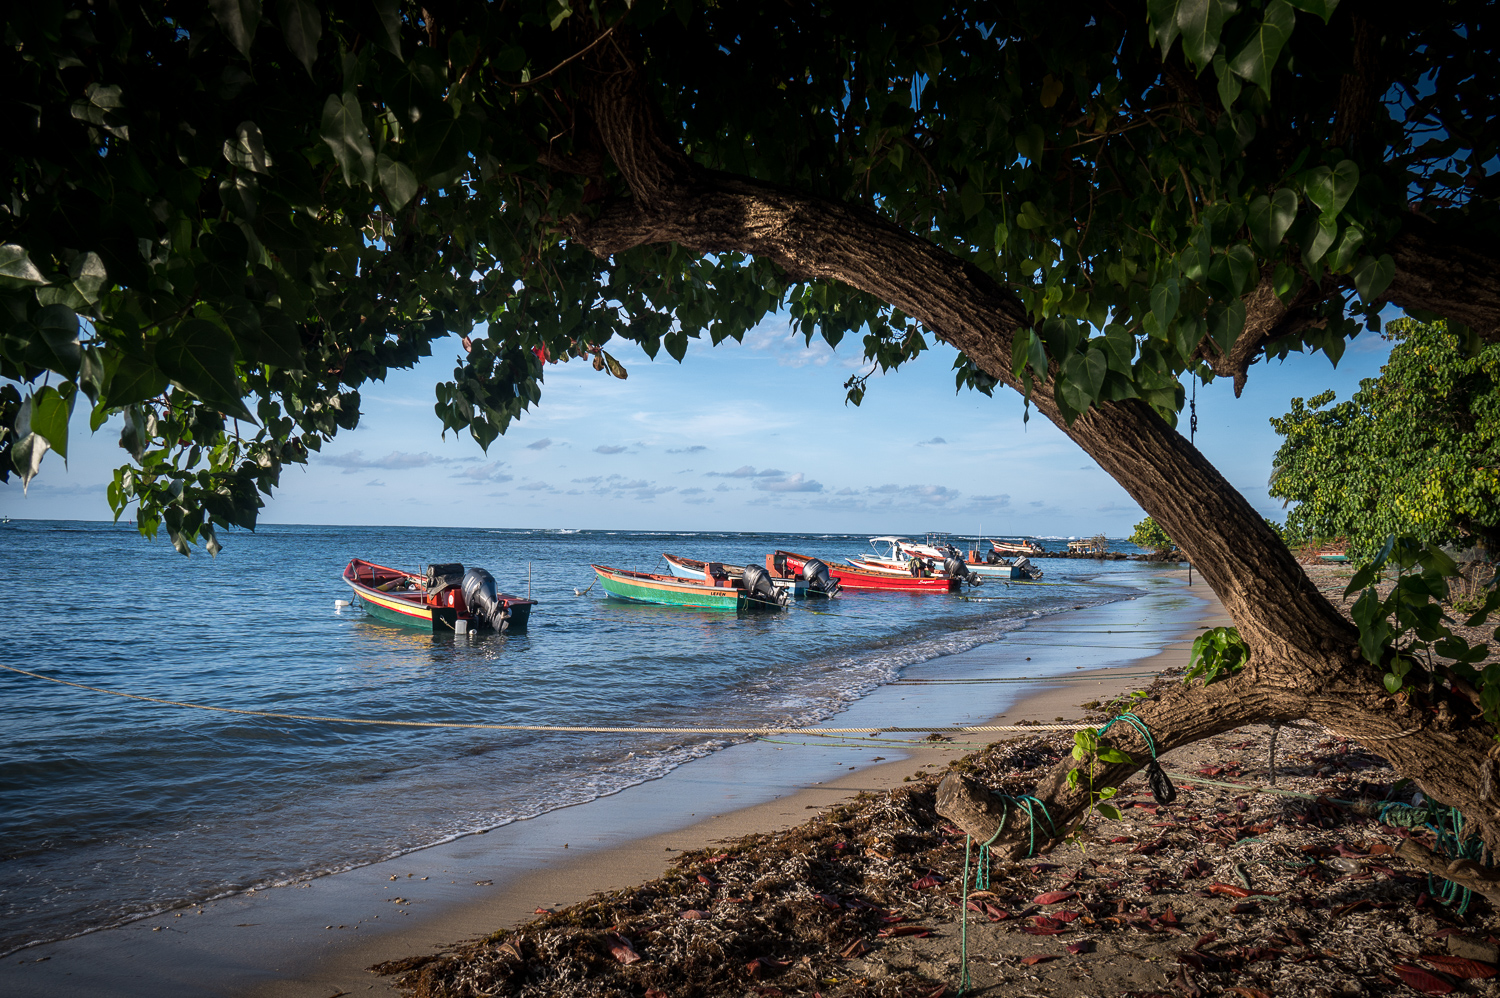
left=1020, top=954, right=1058, bottom=966
left=1393, top=963, right=1456, bottom=994
left=606, top=933, right=641, bottom=965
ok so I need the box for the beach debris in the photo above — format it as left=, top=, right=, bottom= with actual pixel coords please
left=1446, top=932, right=1500, bottom=963
left=745, top=956, right=790, bottom=979
left=1392, top=963, right=1457, bottom=994
left=605, top=933, right=641, bottom=965
left=1020, top=954, right=1058, bottom=966
left=1033, top=890, right=1076, bottom=904
left=680, top=909, right=709, bottom=920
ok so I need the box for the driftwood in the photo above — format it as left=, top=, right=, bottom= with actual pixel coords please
left=1395, top=838, right=1500, bottom=909
left=935, top=772, right=1057, bottom=857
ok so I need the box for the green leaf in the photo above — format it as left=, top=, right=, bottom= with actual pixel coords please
left=1095, top=802, right=1123, bottom=821
left=321, top=93, right=376, bottom=187
left=103, top=354, right=169, bottom=408
left=1383, top=672, right=1403, bottom=694
left=1096, top=747, right=1134, bottom=764
left=1248, top=188, right=1297, bottom=252
left=377, top=153, right=419, bottom=210
left=156, top=319, right=257, bottom=422
left=279, top=0, right=321, bottom=75
left=35, top=303, right=82, bottom=377
left=1327, top=224, right=1365, bottom=272
left=1351, top=254, right=1395, bottom=302
left=1147, top=0, right=1182, bottom=58
left=1176, top=0, right=1232, bottom=74
left=1223, top=243, right=1255, bottom=296
left=1213, top=53, right=1243, bottom=110
left=25, top=384, right=72, bottom=460
left=1208, top=299, right=1245, bottom=355
left=1304, top=160, right=1359, bottom=216
left=1284, top=0, right=1340, bottom=22
left=1015, top=124, right=1045, bottom=164
left=222, top=121, right=272, bottom=174
left=9, top=393, right=50, bottom=488
left=664, top=330, right=688, bottom=363
left=1228, top=0, right=1296, bottom=94
left=0, top=243, right=47, bottom=288
left=372, top=0, right=402, bottom=58
left=1150, top=278, right=1180, bottom=329
left=209, top=0, right=261, bottom=59
left=1302, top=213, right=1337, bottom=263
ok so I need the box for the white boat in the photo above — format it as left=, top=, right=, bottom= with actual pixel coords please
left=661, top=553, right=838, bottom=597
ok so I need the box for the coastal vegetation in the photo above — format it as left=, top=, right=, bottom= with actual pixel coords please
left=1269, top=318, right=1500, bottom=560
left=4, top=0, right=1500, bottom=868
left=1127, top=516, right=1176, bottom=559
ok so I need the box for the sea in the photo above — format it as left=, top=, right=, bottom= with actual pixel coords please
left=0, top=520, right=1163, bottom=956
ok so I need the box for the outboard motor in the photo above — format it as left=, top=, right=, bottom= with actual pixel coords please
left=462, top=566, right=510, bottom=630
left=800, top=557, right=839, bottom=595
left=943, top=554, right=981, bottom=585
left=426, top=562, right=465, bottom=593
left=1014, top=556, right=1043, bottom=581
left=741, top=563, right=788, bottom=607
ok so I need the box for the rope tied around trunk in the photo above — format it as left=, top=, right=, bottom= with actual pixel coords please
left=1379, top=800, right=1486, bottom=915
left=1097, top=711, right=1177, bottom=806
left=957, top=794, right=1054, bottom=995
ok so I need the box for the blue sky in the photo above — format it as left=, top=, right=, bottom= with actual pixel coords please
left=1, top=316, right=1394, bottom=537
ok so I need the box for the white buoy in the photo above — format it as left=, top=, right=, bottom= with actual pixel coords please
left=334, top=599, right=350, bottom=608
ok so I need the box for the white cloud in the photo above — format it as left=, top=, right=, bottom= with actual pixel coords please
left=321, top=450, right=457, bottom=473
left=667, top=445, right=708, bottom=454
left=594, top=445, right=628, bottom=454
left=526, top=438, right=553, bottom=450
left=919, top=437, right=948, bottom=445
left=452, top=462, right=513, bottom=483
left=679, top=487, right=705, bottom=495
left=754, top=473, right=823, bottom=493
left=518, top=481, right=552, bottom=491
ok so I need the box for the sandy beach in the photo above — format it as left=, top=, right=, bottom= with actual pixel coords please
left=1, top=568, right=1225, bottom=997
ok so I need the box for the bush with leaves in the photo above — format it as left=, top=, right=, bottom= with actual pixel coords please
left=1129, top=516, right=1176, bottom=557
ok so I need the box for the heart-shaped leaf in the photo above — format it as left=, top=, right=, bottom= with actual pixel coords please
left=1229, top=0, right=1296, bottom=94
left=0, top=243, right=47, bottom=288
left=1352, top=253, right=1396, bottom=302
left=321, top=92, right=376, bottom=187
left=279, top=0, right=322, bottom=76
left=1305, top=159, right=1359, bottom=216
left=377, top=153, right=419, bottom=210
left=156, top=318, right=256, bottom=422
left=1177, top=0, right=1232, bottom=73
left=1249, top=188, right=1298, bottom=252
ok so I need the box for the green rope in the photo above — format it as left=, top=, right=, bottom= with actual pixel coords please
left=957, top=795, right=1053, bottom=995
left=1378, top=800, right=1485, bottom=915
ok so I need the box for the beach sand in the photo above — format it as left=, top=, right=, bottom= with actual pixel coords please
left=1, top=569, right=1226, bottom=997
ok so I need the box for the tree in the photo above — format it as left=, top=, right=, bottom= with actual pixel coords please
left=1270, top=319, right=1500, bottom=559
left=1128, top=516, right=1176, bottom=558
left=5, top=1, right=1500, bottom=854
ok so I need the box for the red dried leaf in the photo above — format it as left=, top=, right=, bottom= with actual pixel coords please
left=645, top=991, right=669, bottom=998
left=1066, top=941, right=1095, bottom=955
left=1160, top=905, right=1181, bottom=925
left=1226, top=988, right=1272, bottom=998
left=1108, top=836, right=1135, bottom=844
left=1393, top=964, right=1456, bottom=994
left=811, top=893, right=841, bottom=910
left=911, top=874, right=943, bottom=890
left=1021, top=926, right=1070, bottom=936
left=1193, top=932, right=1218, bottom=950
left=984, top=904, right=1011, bottom=921
left=1196, top=766, right=1225, bottom=776
left=1034, top=891, right=1078, bottom=905
left=681, top=909, right=710, bottom=920
left=706, top=852, right=730, bottom=864
left=838, top=939, right=868, bottom=960
left=1421, top=954, right=1498, bottom=979
left=1029, top=863, right=1062, bottom=873
left=1229, top=902, right=1260, bottom=915
left=1020, top=954, right=1059, bottom=966
left=697, top=874, right=715, bottom=886
left=1051, top=910, right=1082, bottom=923
left=606, top=933, right=641, bottom=965
left=746, top=957, right=791, bottom=979
left=1207, top=883, right=1252, bottom=898
left=533, top=907, right=553, bottom=914
left=878, top=925, right=934, bottom=938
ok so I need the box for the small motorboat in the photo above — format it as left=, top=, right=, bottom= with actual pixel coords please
left=772, top=550, right=960, bottom=592
left=663, top=552, right=841, bottom=597
left=991, top=538, right=1046, bottom=557
left=593, top=564, right=788, bottom=610
left=844, top=536, right=986, bottom=586
left=342, top=559, right=535, bottom=633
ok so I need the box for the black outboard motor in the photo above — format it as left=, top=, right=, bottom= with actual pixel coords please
left=800, top=557, right=840, bottom=595
left=462, top=566, right=511, bottom=630
left=944, top=554, right=982, bottom=585
left=1014, top=556, right=1043, bottom=581
left=741, top=564, right=789, bottom=607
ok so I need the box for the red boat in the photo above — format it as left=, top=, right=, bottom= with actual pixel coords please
left=769, top=551, right=959, bottom=592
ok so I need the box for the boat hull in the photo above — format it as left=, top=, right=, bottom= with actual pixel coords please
left=962, top=562, right=1024, bottom=580
left=662, top=554, right=814, bottom=597
left=343, top=559, right=534, bottom=633
left=594, top=565, right=757, bottom=610
left=774, top=551, right=958, bottom=592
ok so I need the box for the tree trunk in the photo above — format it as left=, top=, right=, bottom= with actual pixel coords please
left=564, top=42, right=1500, bottom=856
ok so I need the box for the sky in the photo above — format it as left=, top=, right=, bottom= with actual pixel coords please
left=0, top=315, right=1395, bottom=538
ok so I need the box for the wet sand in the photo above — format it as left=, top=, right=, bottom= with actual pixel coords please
left=1, top=569, right=1227, bottom=997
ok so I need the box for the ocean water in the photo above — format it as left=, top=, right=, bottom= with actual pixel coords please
left=0, top=521, right=1155, bottom=955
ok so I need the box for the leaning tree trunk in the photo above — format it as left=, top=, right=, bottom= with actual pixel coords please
left=561, top=37, right=1500, bottom=855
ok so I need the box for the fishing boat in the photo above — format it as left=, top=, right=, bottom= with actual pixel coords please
left=771, top=550, right=959, bottom=592
left=661, top=553, right=840, bottom=597
left=991, top=538, right=1046, bottom=557
left=844, top=536, right=988, bottom=586
left=342, top=559, right=535, bottom=633
left=593, top=564, right=788, bottom=610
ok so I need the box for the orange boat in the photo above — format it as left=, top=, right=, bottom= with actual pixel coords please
left=769, top=551, right=959, bottom=592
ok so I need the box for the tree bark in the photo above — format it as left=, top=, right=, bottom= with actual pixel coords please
left=562, top=41, right=1500, bottom=855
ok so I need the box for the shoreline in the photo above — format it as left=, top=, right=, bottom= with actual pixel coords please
left=1, top=568, right=1227, bottom=997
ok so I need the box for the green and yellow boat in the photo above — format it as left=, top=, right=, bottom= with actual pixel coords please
left=343, top=558, right=536, bottom=633
left=591, top=564, right=786, bottom=611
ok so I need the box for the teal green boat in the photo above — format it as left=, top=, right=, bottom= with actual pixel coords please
left=591, top=564, right=785, bottom=610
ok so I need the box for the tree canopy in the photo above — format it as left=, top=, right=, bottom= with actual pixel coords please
left=4, top=0, right=1496, bottom=551
left=1270, top=319, right=1500, bottom=558
left=6, top=0, right=1500, bottom=856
